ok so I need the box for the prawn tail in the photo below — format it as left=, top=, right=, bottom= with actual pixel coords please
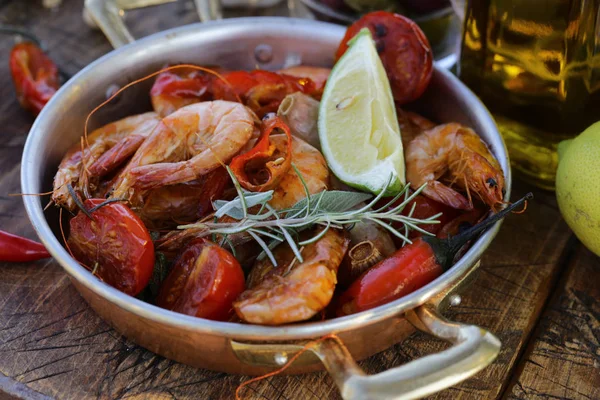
left=423, top=181, right=473, bottom=210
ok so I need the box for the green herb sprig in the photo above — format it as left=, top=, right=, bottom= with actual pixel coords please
left=177, top=165, right=441, bottom=266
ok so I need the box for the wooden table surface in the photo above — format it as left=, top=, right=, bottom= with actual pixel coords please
left=1, top=1, right=599, bottom=399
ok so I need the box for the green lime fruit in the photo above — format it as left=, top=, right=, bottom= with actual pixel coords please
left=556, top=121, right=600, bottom=256
left=318, top=28, right=405, bottom=196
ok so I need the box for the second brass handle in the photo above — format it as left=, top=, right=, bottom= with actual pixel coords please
left=312, top=304, right=501, bottom=400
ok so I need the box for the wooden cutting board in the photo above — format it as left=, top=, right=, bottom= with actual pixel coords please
left=0, top=1, right=598, bottom=399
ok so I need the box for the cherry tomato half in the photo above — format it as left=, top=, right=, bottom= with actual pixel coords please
left=335, top=11, right=433, bottom=105
left=68, top=199, right=154, bottom=296
left=437, top=208, right=486, bottom=239
left=157, top=239, right=245, bottom=321
left=9, top=42, right=59, bottom=115
left=401, top=195, right=458, bottom=239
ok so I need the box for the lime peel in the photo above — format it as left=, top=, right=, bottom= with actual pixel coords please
left=318, top=28, right=405, bottom=196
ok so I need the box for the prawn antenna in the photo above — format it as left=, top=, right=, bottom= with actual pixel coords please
left=8, top=190, right=55, bottom=197
left=510, top=199, right=528, bottom=214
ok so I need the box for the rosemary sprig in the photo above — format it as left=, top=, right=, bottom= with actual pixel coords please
left=177, top=166, right=441, bottom=266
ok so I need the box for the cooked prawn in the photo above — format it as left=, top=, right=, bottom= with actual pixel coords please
left=396, top=107, right=435, bottom=147
left=137, top=167, right=230, bottom=229
left=268, top=134, right=329, bottom=210
left=233, top=228, right=349, bottom=325
left=405, top=123, right=505, bottom=210
left=52, top=112, right=161, bottom=211
left=110, top=100, right=255, bottom=202
left=156, top=134, right=328, bottom=255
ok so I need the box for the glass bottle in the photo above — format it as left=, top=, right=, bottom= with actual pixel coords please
left=458, top=0, right=600, bottom=189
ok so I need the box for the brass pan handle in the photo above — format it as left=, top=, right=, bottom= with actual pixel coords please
left=84, top=0, right=222, bottom=48
left=311, top=304, right=500, bottom=400
left=231, top=260, right=498, bottom=399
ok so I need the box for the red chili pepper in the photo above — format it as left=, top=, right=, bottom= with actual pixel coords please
left=0, top=230, right=50, bottom=262
left=9, top=42, right=59, bottom=115
left=229, top=116, right=293, bottom=192
left=336, top=193, right=532, bottom=316
left=212, top=70, right=318, bottom=118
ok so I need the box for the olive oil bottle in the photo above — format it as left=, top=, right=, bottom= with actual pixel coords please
left=458, top=0, right=600, bottom=189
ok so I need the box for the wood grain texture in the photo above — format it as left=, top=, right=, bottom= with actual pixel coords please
left=0, top=1, right=597, bottom=399
left=361, top=183, right=573, bottom=400
left=505, top=245, right=600, bottom=400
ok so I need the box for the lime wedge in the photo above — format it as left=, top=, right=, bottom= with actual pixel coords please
left=319, top=28, right=405, bottom=195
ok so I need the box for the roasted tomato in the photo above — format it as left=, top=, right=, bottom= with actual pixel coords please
left=150, top=67, right=216, bottom=117
left=336, top=238, right=441, bottom=316
left=438, top=207, right=486, bottom=239
left=335, top=11, right=433, bottom=104
left=377, top=194, right=458, bottom=246
left=401, top=194, right=458, bottom=239
left=9, top=42, right=59, bottom=115
left=157, top=239, right=245, bottom=321
left=68, top=199, right=154, bottom=296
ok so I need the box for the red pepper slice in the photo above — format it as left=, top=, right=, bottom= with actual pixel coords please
left=0, top=230, right=50, bottom=262
left=229, top=116, right=293, bottom=192
left=336, top=194, right=533, bottom=316
left=9, top=42, right=59, bottom=115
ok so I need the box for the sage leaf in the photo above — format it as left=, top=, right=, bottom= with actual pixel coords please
left=286, top=190, right=372, bottom=217
left=213, top=190, right=274, bottom=219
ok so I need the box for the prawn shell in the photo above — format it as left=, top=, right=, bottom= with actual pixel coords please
left=268, top=135, right=329, bottom=210
left=405, top=123, right=505, bottom=210
left=233, top=228, right=349, bottom=325
left=110, top=101, right=254, bottom=200
left=52, top=112, right=161, bottom=211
